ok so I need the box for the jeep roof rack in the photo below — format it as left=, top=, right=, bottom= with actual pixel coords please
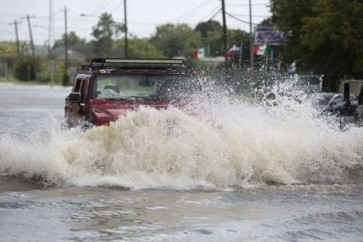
left=90, top=58, right=186, bottom=70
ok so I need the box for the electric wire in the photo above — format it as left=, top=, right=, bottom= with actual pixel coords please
left=228, top=13, right=269, bottom=18
left=177, top=7, right=221, bottom=42
left=168, top=0, right=212, bottom=22
left=91, top=0, right=113, bottom=16
left=227, top=3, right=267, bottom=7
left=225, top=11, right=259, bottom=25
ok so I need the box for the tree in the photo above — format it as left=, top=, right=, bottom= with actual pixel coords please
left=301, top=0, right=363, bottom=90
left=270, top=0, right=316, bottom=66
left=150, top=23, right=201, bottom=58
left=53, top=31, right=86, bottom=49
left=114, top=37, right=164, bottom=58
left=0, top=41, right=19, bottom=77
left=13, top=56, right=41, bottom=81
left=195, top=20, right=222, bottom=38
left=92, top=13, right=124, bottom=57
left=0, top=41, right=19, bottom=57
left=271, top=0, right=363, bottom=91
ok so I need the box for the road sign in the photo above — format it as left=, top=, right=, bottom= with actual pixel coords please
left=254, top=26, right=285, bottom=45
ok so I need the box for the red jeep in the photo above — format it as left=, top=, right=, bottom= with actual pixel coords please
left=64, top=58, right=202, bottom=128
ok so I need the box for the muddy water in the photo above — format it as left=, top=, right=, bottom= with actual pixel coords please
left=0, top=82, right=362, bottom=241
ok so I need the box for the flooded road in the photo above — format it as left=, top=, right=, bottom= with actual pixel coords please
left=0, top=82, right=362, bottom=241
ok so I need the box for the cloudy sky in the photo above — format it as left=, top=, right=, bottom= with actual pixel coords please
left=0, top=0, right=271, bottom=46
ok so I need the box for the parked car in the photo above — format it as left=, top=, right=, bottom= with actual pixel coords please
left=311, top=92, right=339, bottom=110
left=64, top=58, right=203, bottom=128
left=327, top=93, right=357, bottom=108
left=325, top=93, right=357, bottom=116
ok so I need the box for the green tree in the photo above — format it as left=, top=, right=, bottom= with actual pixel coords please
left=150, top=23, right=201, bottom=58
left=301, top=0, right=363, bottom=90
left=0, top=41, right=19, bottom=57
left=92, top=13, right=124, bottom=57
left=13, top=56, right=41, bottom=81
left=0, top=41, right=19, bottom=77
left=271, top=0, right=363, bottom=91
left=270, top=0, right=316, bottom=66
left=195, top=20, right=222, bottom=38
left=53, top=31, right=86, bottom=49
left=114, top=37, right=164, bottom=58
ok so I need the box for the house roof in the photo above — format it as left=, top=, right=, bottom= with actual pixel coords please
left=52, top=45, right=95, bottom=62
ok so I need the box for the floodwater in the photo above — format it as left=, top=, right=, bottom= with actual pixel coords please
left=0, top=82, right=362, bottom=242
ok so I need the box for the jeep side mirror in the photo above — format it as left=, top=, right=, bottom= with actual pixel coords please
left=69, top=92, right=82, bottom=103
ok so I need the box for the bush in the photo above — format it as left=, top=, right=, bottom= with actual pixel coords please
left=13, top=57, right=39, bottom=81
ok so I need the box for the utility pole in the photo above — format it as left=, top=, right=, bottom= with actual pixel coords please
left=124, top=0, right=128, bottom=58
left=249, top=0, right=254, bottom=69
left=25, top=15, right=36, bottom=61
left=62, top=6, right=68, bottom=86
left=238, top=41, right=243, bottom=68
left=221, top=0, right=227, bottom=54
left=9, top=20, right=21, bottom=60
left=63, top=5, right=69, bottom=86
left=48, top=0, right=54, bottom=86
left=48, top=0, right=54, bottom=53
left=64, top=6, right=68, bottom=68
left=22, top=14, right=37, bottom=81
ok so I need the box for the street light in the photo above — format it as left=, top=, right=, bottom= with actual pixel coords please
left=80, top=13, right=97, bottom=17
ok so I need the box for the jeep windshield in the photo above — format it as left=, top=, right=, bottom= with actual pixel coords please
left=91, top=74, right=202, bottom=100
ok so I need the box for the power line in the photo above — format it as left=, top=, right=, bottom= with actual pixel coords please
left=168, top=0, right=211, bottom=22
left=209, top=8, right=222, bottom=21
left=225, top=12, right=259, bottom=25
left=177, top=7, right=221, bottom=42
left=199, top=5, right=221, bottom=23
left=123, top=2, right=220, bottom=28
left=91, top=0, right=113, bottom=16
left=109, top=1, right=124, bottom=17
left=226, top=3, right=267, bottom=7
left=228, top=13, right=269, bottom=18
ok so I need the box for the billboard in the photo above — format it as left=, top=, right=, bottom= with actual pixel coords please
left=254, top=26, right=286, bottom=45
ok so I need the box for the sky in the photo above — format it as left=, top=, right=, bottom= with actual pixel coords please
left=0, top=0, right=271, bottom=46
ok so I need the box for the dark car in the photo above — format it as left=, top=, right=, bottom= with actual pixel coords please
left=327, top=93, right=357, bottom=108
left=325, top=93, right=357, bottom=116
left=311, top=92, right=339, bottom=110
left=64, top=58, right=202, bottom=127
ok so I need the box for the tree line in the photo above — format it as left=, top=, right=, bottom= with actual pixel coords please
left=0, top=12, right=251, bottom=84
left=1, top=0, right=362, bottom=91
left=54, top=13, right=249, bottom=60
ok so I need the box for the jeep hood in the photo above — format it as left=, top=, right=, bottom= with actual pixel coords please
left=89, top=99, right=170, bottom=125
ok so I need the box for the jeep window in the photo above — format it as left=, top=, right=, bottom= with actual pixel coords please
left=72, top=77, right=83, bottom=92
left=91, top=74, right=201, bottom=100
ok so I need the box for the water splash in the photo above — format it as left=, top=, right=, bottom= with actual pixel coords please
left=1, top=79, right=363, bottom=190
